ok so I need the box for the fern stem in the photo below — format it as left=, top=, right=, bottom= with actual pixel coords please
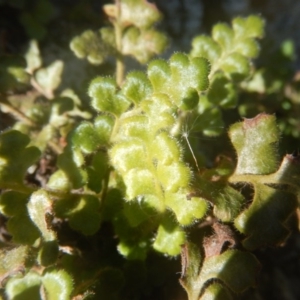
left=0, top=97, right=36, bottom=127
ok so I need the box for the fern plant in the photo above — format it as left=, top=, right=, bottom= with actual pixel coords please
left=0, top=1, right=299, bottom=299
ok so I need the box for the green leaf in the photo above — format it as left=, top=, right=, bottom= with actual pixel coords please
left=56, top=147, right=87, bottom=189
left=60, top=88, right=92, bottom=119
left=180, top=244, right=260, bottom=300
left=207, top=73, right=237, bottom=108
left=118, top=237, right=151, bottom=260
left=212, top=184, right=244, bottom=222
left=197, top=178, right=244, bottom=222
left=27, top=190, right=56, bottom=242
left=7, top=214, right=40, bottom=245
left=234, top=38, right=260, bottom=59
left=88, top=77, right=131, bottom=116
left=71, top=122, right=101, bottom=154
left=0, top=55, right=30, bottom=93
left=25, top=40, right=42, bottom=73
left=87, top=151, right=109, bottom=193
left=190, top=35, right=221, bottom=62
left=270, top=153, right=300, bottom=191
left=150, top=131, right=181, bottom=165
left=219, top=52, right=250, bottom=81
left=47, top=170, right=72, bottom=192
left=200, top=250, right=259, bottom=293
left=123, top=200, right=156, bottom=227
left=35, top=60, right=63, bottom=96
left=120, top=0, right=162, bottom=29
left=0, top=246, right=29, bottom=284
left=115, top=114, right=149, bottom=142
left=70, top=29, right=115, bottom=65
left=42, top=269, right=73, bottom=300
left=110, top=140, right=147, bottom=175
left=6, top=271, right=41, bottom=300
left=5, top=268, right=72, bottom=300
left=49, top=97, right=74, bottom=128
left=147, top=54, right=210, bottom=110
left=30, top=124, right=56, bottom=152
left=122, top=27, right=168, bottom=63
left=229, top=114, right=280, bottom=175
left=123, top=168, right=156, bottom=199
left=234, top=183, right=297, bottom=250
left=156, top=162, right=191, bottom=193
left=179, top=243, right=203, bottom=300
left=165, top=192, right=208, bottom=225
left=147, top=59, right=170, bottom=92
left=201, top=283, right=233, bottom=300
left=54, top=195, right=101, bottom=236
left=121, top=71, right=152, bottom=105
left=196, top=96, right=224, bottom=136
left=0, top=192, right=40, bottom=245
left=101, top=188, right=123, bottom=221
left=38, top=240, right=59, bottom=267
left=153, top=213, right=186, bottom=256
left=94, top=114, right=115, bottom=145
left=232, top=15, right=265, bottom=39
left=212, top=23, right=234, bottom=51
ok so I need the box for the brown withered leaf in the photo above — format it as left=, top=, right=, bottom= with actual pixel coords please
left=203, top=222, right=237, bottom=258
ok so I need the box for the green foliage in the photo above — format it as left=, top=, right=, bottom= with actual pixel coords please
left=0, top=55, right=30, bottom=93
left=71, top=0, right=168, bottom=66
left=0, top=246, right=29, bottom=283
left=0, top=191, right=40, bottom=244
left=189, top=15, right=264, bottom=137
left=5, top=269, right=73, bottom=300
left=0, top=130, right=40, bottom=191
left=70, top=28, right=116, bottom=65
left=229, top=113, right=279, bottom=174
left=54, top=194, right=101, bottom=235
left=180, top=244, right=260, bottom=300
left=1, top=2, right=300, bottom=300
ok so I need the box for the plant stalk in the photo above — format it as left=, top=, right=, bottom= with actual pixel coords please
left=0, top=97, right=36, bottom=127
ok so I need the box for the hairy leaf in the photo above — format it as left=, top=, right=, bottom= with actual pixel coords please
left=70, top=28, right=115, bottom=65
left=0, top=246, right=28, bottom=286
left=27, top=190, right=56, bottom=241
left=120, top=0, right=162, bottom=29
left=42, top=269, right=73, bottom=300
left=180, top=243, right=260, bottom=300
left=229, top=113, right=280, bottom=175
left=88, top=77, right=131, bottom=116
left=0, top=191, right=40, bottom=245
left=122, top=27, right=168, bottom=64
left=54, top=195, right=101, bottom=235
left=234, top=183, right=297, bottom=250
left=6, top=271, right=41, bottom=299
left=0, top=130, right=40, bottom=190
left=153, top=214, right=186, bottom=256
